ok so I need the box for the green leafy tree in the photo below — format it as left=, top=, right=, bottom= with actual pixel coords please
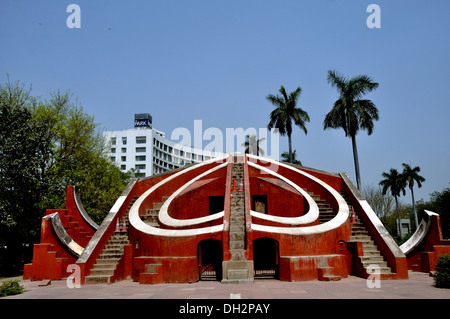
left=426, top=187, right=450, bottom=239
left=379, top=168, right=407, bottom=239
left=324, top=70, right=379, bottom=190
left=401, top=163, right=425, bottom=231
left=33, top=91, right=129, bottom=224
left=0, top=78, right=129, bottom=275
left=281, top=150, right=302, bottom=165
left=266, top=85, right=310, bottom=164
left=0, top=79, right=54, bottom=274
left=242, top=134, right=265, bottom=156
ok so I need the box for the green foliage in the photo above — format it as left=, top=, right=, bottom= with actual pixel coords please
left=0, top=280, right=25, bottom=297
left=434, top=255, right=450, bottom=288
left=323, top=70, right=379, bottom=138
left=324, top=70, right=379, bottom=190
left=0, top=77, right=129, bottom=275
left=266, top=85, right=309, bottom=164
left=281, top=150, right=302, bottom=165
left=427, top=187, right=450, bottom=239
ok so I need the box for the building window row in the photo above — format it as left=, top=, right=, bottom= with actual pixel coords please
left=136, top=136, right=146, bottom=144
left=110, top=146, right=147, bottom=154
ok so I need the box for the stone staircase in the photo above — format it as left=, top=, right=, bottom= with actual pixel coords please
left=141, top=196, right=170, bottom=227
left=307, top=192, right=336, bottom=223
left=58, top=210, right=93, bottom=248
left=222, top=159, right=254, bottom=283
left=342, top=193, right=394, bottom=277
left=350, top=215, right=393, bottom=275
left=85, top=197, right=137, bottom=284
left=85, top=232, right=130, bottom=284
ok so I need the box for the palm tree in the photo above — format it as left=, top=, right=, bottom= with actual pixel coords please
left=281, top=150, right=302, bottom=165
left=379, top=168, right=407, bottom=239
left=324, top=70, right=379, bottom=190
left=242, top=134, right=265, bottom=156
left=401, top=163, right=425, bottom=230
left=266, top=85, right=310, bottom=163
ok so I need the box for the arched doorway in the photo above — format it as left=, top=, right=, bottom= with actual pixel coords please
left=198, top=239, right=222, bottom=281
left=253, top=238, right=279, bottom=279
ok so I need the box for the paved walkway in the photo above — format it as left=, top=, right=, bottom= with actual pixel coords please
left=2, top=272, right=449, bottom=299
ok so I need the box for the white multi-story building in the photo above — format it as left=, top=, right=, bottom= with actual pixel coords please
left=103, top=113, right=224, bottom=177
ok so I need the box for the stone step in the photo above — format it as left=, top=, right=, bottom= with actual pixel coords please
left=145, top=208, right=159, bottom=215
left=320, top=211, right=335, bottom=216
left=230, top=225, right=245, bottom=232
left=146, top=222, right=160, bottom=228
left=230, top=241, right=245, bottom=250
left=230, top=231, right=245, bottom=241
left=230, top=215, right=245, bottom=222
left=142, top=215, right=158, bottom=223
left=95, top=258, right=120, bottom=264
left=89, top=268, right=115, bottom=276
left=85, top=275, right=111, bottom=284
left=99, top=253, right=123, bottom=259
left=92, top=262, right=117, bottom=269
left=360, top=255, right=385, bottom=262
left=110, top=234, right=129, bottom=241
left=351, top=229, right=369, bottom=234
left=230, top=249, right=246, bottom=261
left=105, top=243, right=128, bottom=249
left=361, top=259, right=388, bottom=267
left=350, top=235, right=373, bottom=241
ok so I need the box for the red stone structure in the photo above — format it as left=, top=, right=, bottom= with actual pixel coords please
left=400, top=211, right=450, bottom=272
left=25, top=154, right=447, bottom=284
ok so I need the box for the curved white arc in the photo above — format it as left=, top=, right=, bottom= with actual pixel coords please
left=400, top=210, right=439, bottom=254
left=129, top=156, right=228, bottom=237
left=247, top=161, right=319, bottom=225
left=158, top=162, right=228, bottom=227
left=247, top=154, right=349, bottom=235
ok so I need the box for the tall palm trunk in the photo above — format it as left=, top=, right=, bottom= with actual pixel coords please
left=288, top=133, right=293, bottom=163
left=395, top=195, right=403, bottom=239
left=351, top=134, right=361, bottom=190
left=410, top=186, right=418, bottom=230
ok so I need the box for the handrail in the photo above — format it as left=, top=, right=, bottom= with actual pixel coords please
left=247, top=161, right=319, bottom=225
left=46, top=212, right=84, bottom=257
left=400, top=210, right=439, bottom=255
left=73, top=185, right=99, bottom=231
left=158, top=162, right=228, bottom=227
left=246, top=154, right=349, bottom=235
left=129, top=157, right=228, bottom=237
left=340, top=172, right=407, bottom=276
left=76, top=178, right=138, bottom=264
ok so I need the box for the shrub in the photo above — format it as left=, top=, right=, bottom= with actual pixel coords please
left=434, top=254, right=450, bottom=288
left=0, top=279, right=25, bottom=297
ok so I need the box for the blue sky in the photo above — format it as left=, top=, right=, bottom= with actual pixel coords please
left=1, top=0, right=449, bottom=202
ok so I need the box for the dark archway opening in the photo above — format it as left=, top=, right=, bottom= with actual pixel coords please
left=198, top=239, right=223, bottom=281
left=253, top=238, right=279, bottom=279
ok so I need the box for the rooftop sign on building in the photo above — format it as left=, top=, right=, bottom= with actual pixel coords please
left=134, top=113, right=152, bottom=129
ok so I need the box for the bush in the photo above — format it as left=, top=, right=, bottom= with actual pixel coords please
left=434, top=254, right=450, bottom=288
left=0, top=279, right=25, bottom=297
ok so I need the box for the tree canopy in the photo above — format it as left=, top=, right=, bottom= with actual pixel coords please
left=266, top=85, right=309, bottom=164
left=0, top=78, right=129, bottom=275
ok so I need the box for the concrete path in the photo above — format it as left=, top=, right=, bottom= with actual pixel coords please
left=2, top=272, right=449, bottom=299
